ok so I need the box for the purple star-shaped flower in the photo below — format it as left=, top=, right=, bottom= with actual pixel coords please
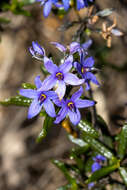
left=74, top=56, right=100, bottom=90
left=88, top=154, right=106, bottom=189
left=54, top=86, right=95, bottom=125
left=40, top=55, right=84, bottom=99
left=92, top=154, right=106, bottom=172
left=76, top=0, right=93, bottom=10
left=51, top=39, right=92, bottom=57
left=29, top=41, right=45, bottom=60
left=62, top=0, right=93, bottom=11
left=19, top=76, right=56, bottom=119
left=36, top=0, right=63, bottom=17
left=88, top=182, right=95, bottom=190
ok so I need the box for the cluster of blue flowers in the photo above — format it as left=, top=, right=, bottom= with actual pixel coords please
left=88, top=154, right=106, bottom=189
left=20, top=39, right=99, bottom=125
left=36, top=0, right=94, bottom=17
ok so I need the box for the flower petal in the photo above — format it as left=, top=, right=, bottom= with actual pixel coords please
left=34, top=76, right=42, bottom=89
left=55, top=80, right=66, bottom=99
left=51, top=42, right=66, bottom=52
left=64, top=73, right=84, bottom=85
left=45, top=90, right=58, bottom=99
left=83, top=57, right=94, bottom=68
left=43, top=98, right=56, bottom=117
left=29, top=47, right=34, bottom=56
left=68, top=108, right=81, bottom=125
left=75, top=99, right=95, bottom=108
left=53, top=2, right=63, bottom=8
left=95, top=155, right=106, bottom=161
left=76, top=0, right=85, bottom=10
left=85, top=72, right=100, bottom=85
left=53, top=96, right=65, bottom=107
left=71, top=87, right=83, bottom=101
left=91, top=162, right=101, bottom=173
left=59, top=55, right=73, bottom=73
left=85, top=81, right=90, bottom=91
left=73, top=61, right=82, bottom=75
left=39, top=75, right=57, bottom=91
left=88, top=182, right=95, bottom=189
left=82, top=39, right=92, bottom=50
left=54, top=107, right=68, bottom=124
left=36, top=0, right=45, bottom=6
left=19, top=89, right=37, bottom=99
left=28, top=99, right=43, bottom=119
left=69, top=42, right=80, bottom=54
left=32, top=41, right=45, bottom=55
left=44, top=57, right=58, bottom=74
left=62, top=0, right=70, bottom=10
left=43, top=0, right=52, bottom=17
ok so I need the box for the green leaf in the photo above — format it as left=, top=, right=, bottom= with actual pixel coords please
left=40, top=65, right=49, bottom=75
left=84, top=156, right=94, bottom=173
left=52, top=160, right=78, bottom=190
left=70, top=151, right=85, bottom=171
left=117, top=124, right=127, bottom=160
left=119, top=167, right=127, bottom=186
left=97, top=115, right=109, bottom=135
left=68, top=135, right=89, bottom=147
left=21, top=83, right=36, bottom=89
left=96, top=8, right=114, bottom=17
left=78, top=120, right=99, bottom=138
left=82, top=135, right=115, bottom=161
left=101, top=135, right=114, bottom=149
left=57, top=184, right=71, bottom=190
left=86, top=161, right=120, bottom=183
left=36, top=114, right=53, bottom=142
left=0, top=95, right=32, bottom=107
left=0, top=17, right=10, bottom=24
left=20, top=0, right=35, bottom=6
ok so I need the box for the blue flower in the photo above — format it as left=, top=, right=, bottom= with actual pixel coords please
left=76, top=0, right=93, bottom=10
left=62, top=0, right=93, bottom=11
left=51, top=39, right=92, bottom=57
left=36, top=0, right=63, bottom=17
left=40, top=55, right=84, bottom=99
left=92, top=154, right=106, bottom=173
left=19, top=76, right=56, bottom=119
left=74, top=56, right=100, bottom=90
left=88, top=154, right=106, bottom=189
left=29, top=41, right=45, bottom=60
left=54, top=86, right=95, bottom=125
left=88, top=182, right=95, bottom=189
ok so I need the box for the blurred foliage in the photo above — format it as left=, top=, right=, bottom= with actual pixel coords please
left=0, top=0, right=36, bottom=30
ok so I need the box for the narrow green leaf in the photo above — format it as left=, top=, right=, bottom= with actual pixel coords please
left=57, top=184, right=71, bottom=190
left=117, top=124, right=127, bottom=160
left=70, top=147, right=90, bottom=158
left=84, top=156, right=94, bottom=173
left=78, top=120, right=99, bottom=138
left=70, top=151, right=85, bottom=171
left=52, top=160, right=78, bottom=190
left=0, top=95, right=32, bottom=107
left=102, top=135, right=114, bottom=149
left=119, top=167, right=127, bottom=186
left=68, top=135, right=89, bottom=147
left=36, top=114, right=53, bottom=142
left=86, top=161, right=120, bottom=183
left=40, top=65, right=49, bottom=75
left=21, top=83, right=36, bottom=89
left=97, top=115, right=109, bottom=135
left=20, top=0, right=35, bottom=6
left=96, top=8, right=114, bottom=17
left=0, top=17, right=10, bottom=24
left=82, top=135, right=115, bottom=161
